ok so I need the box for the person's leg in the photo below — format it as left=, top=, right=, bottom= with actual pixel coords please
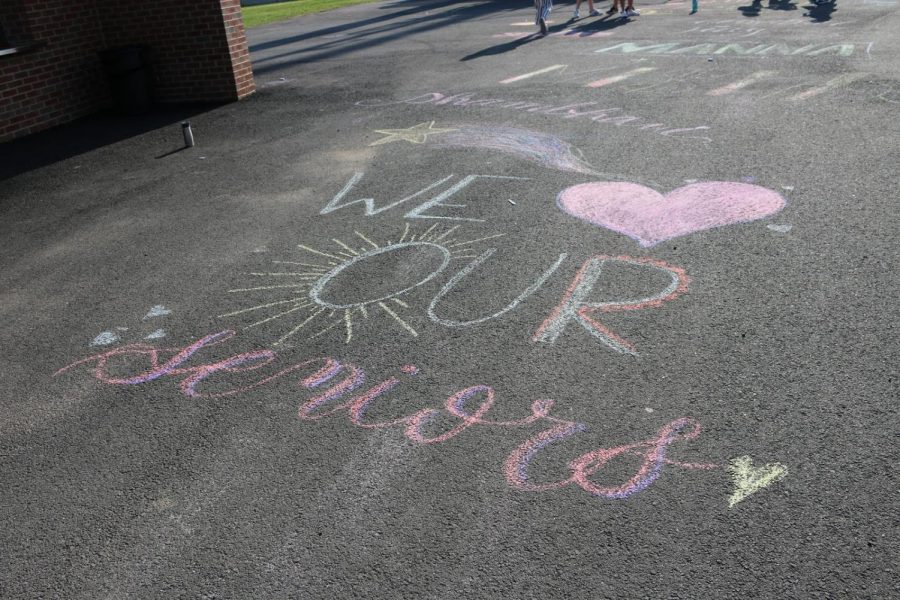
left=574, top=0, right=583, bottom=18
left=538, top=0, right=552, bottom=34
left=587, top=0, right=600, bottom=15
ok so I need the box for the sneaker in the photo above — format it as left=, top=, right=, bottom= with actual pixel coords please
left=626, top=7, right=640, bottom=14
left=573, top=9, right=581, bottom=18
left=589, top=8, right=602, bottom=15
left=539, top=17, right=548, bottom=34
left=620, top=9, right=628, bottom=16
left=606, top=5, right=617, bottom=12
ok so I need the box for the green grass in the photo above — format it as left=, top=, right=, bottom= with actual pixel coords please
left=242, top=0, right=383, bottom=28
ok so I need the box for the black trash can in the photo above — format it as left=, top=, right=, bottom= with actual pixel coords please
left=99, top=45, right=153, bottom=115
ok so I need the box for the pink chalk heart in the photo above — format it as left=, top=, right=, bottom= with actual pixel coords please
left=557, top=181, right=786, bottom=247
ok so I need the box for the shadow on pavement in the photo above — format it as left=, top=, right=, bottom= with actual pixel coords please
left=564, top=13, right=633, bottom=32
left=460, top=9, right=630, bottom=60
left=249, top=0, right=523, bottom=74
left=803, top=0, right=837, bottom=20
left=739, top=0, right=802, bottom=14
left=768, top=0, right=799, bottom=9
left=0, top=104, right=220, bottom=182
left=461, top=32, right=541, bottom=61
left=738, top=0, right=764, bottom=16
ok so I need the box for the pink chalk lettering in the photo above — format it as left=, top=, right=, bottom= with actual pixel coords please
left=404, top=386, right=497, bottom=444
left=505, top=417, right=718, bottom=497
left=348, top=375, right=421, bottom=430
left=178, top=350, right=279, bottom=397
left=196, top=357, right=341, bottom=400
left=299, top=363, right=366, bottom=419
left=55, top=331, right=720, bottom=501
left=533, top=256, right=690, bottom=354
left=54, top=330, right=237, bottom=386
left=55, top=330, right=342, bottom=400
left=504, top=422, right=588, bottom=492
left=402, top=385, right=554, bottom=444
left=570, top=417, right=718, bottom=498
left=556, top=181, right=786, bottom=247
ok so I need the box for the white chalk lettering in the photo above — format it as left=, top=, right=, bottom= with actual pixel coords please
left=428, top=250, right=568, bottom=327
left=669, top=44, right=719, bottom=54
left=595, top=43, right=681, bottom=54
left=807, top=45, right=855, bottom=57
left=320, top=173, right=455, bottom=216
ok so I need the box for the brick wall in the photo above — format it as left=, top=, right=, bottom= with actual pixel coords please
left=98, top=0, right=255, bottom=104
left=0, top=0, right=254, bottom=143
left=0, top=1, right=108, bottom=142
left=223, top=0, right=255, bottom=100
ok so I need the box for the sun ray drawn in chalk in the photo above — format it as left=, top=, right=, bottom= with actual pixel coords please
left=218, top=227, right=504, bottom=346
left=244, top=304, right=312, bottom=330
left=218, top=298, right=307, bottom=317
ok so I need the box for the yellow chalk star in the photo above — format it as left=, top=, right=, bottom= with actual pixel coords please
left=369, top=121, right=457, bottom=146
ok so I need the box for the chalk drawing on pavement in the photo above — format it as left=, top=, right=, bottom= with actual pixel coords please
left=533, top=256, right=690, bottom=355
left=727, top=455, right=788, bottom=507
left=494, top=29, right=616, bottom=40
left=586, top=67, right=657, bottom=88
left=594, top=41, right=857, bottom=56
left=428, top=125, right=609, bottom=177
left=143, top=305, right=172, bottom=320
left=427, top=249, right=568, bottom=328
left=556, top=181, right=786, bottom=247
left=708, top=71, right=777, bottom=95
left=57, top=329, right=792, bottom=507
left=505, top=416, right=720, bottom=497
left=365, top=122, right=617, bottom=179
left=493, top=59, right=860, bottom=102
left=321, top=172, right=529, bottom=222
left=767, top=224, right=792, bottom=233
left=91, top=306, right=172, bottom=346
left=369, top=121, right=458, bottom=146
left=500, top=64, right=568, bottom=84
left=91, top=331, right=121, bottom=347
left=220, top=227, right=503, bottom=345
left=788, top=73, right=866, bottom=101
left=356, top=92, right=713, bottom=142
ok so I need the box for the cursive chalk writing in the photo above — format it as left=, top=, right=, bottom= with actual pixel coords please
left=55, top=330, right=720, bottom=501
left=356, top=92, right=713, bottom=142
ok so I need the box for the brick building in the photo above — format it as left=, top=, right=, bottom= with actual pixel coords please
left=0, top=0, right=255, bottom=143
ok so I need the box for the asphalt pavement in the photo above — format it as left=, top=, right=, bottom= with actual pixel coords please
left=1, top=0, right=898, bottom=597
